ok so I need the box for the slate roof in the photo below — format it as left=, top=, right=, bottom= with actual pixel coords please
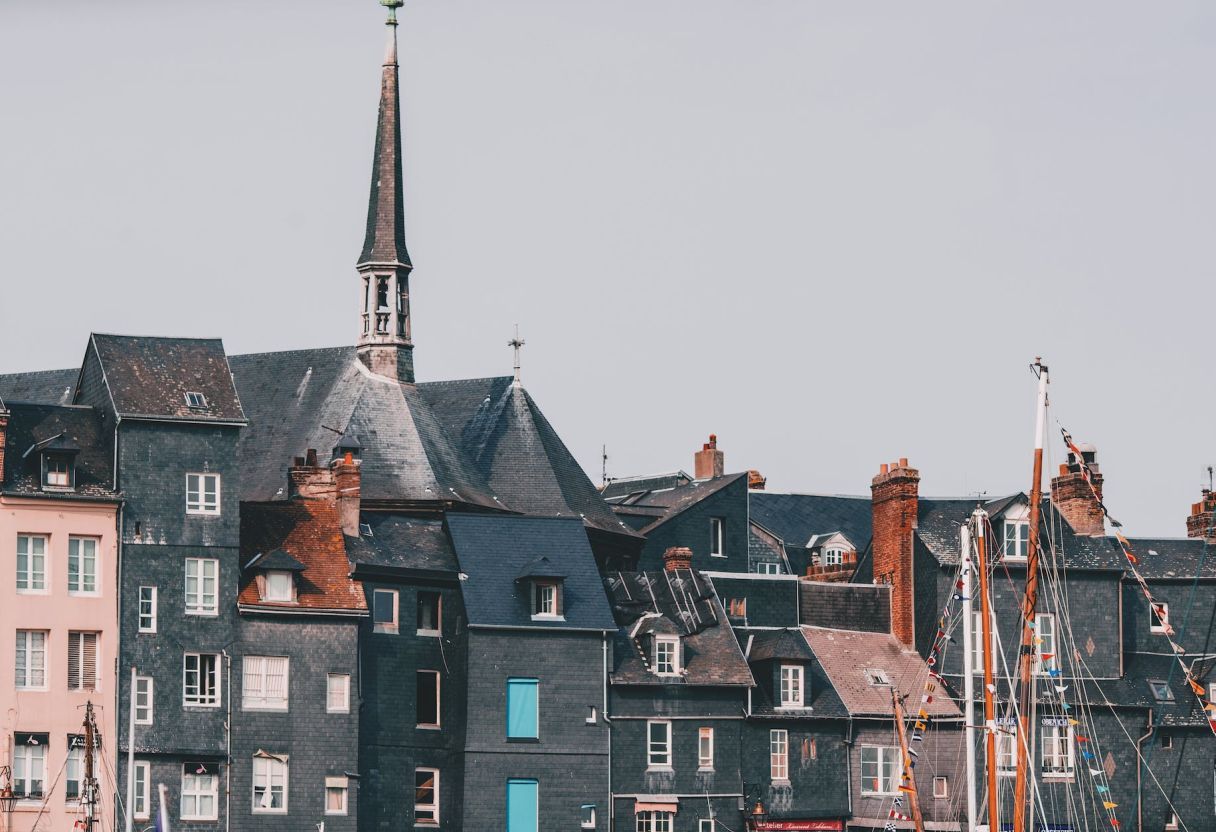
left=248, top=549, right=307, bottom=572
left=446, top=514, right=617, bottom=630
left=1105, top=537, right=1216, bottom=580
left=239, top=500, right=367, bottom=614
left=800, top=582, right=892, bottom=634
left=345, top=514, right=459, bottom=574
left=601, top=472, right=693, bottom=500
left=748, top=629, right=816, bottom=662
left=603, top=473, right=748, bottom=535
left=749, top=523, right=788, bottom=565
left=802, top=626, right=961, bottom=719
left=85, top=334, right=245, bottom=422
left=418, top=376, right=638, bottom=539
left=744, top=632, right=848, bottom=719
left=228, top=347, right=501, bottom=509
left=1085, top=653, right=1215, bottom=727
left=748, top=492, right=873, bottom=551
left=0, top=368, right=77, bottom=406
left=606, top=569, right=754, bottom=686
left=1, top=402, right=116, bottom=499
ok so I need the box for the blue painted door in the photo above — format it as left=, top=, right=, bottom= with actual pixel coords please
left=506, top=779, right=538, bottom=832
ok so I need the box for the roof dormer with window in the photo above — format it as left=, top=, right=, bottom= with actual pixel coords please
left=517, top=556, right=566, bottom=621
left=27, top=434, right=81, bottom=491
left=248, top=549, right=307, bottom=605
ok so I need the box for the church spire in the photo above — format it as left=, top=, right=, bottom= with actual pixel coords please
left=357, top=0, right=415, bottom=383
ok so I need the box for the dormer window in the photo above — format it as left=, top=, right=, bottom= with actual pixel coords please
left=779, top=664, right=804, bottom=707
left=184, top=392, right=208, bottom=409
left=532, top=581, right=561, bottom=618
left=865, top=668, right=891, bottom=687
left=263, top=571, right=294, bottom=603
left=29, top=434, right=81, bottom=491
left=250, top=550, right=306, bottom=606
left=44, top=454, right=73, bottom=488
left=517, top=556, right=567, bottom=621
left=823, top=547, right=845, bottom=566
left=1003, top=520, right=1029, bottom=560
left=654, top=636, right=681, bottom=676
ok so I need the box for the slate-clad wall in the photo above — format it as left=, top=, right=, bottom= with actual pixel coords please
left=463, top=628, right=610, bottom=831
left=741, top=719, right=849, bottom=822
left=230, top=615, right=360, bottom=832
left=850, top=722, right=965, bottom=827
left=611, top=715, right=745, bottom=797
left=638, top=478, right=750, bottom=573
left=610, top=685, right=748, bottom=719
left=710, top=575, right=800, bottom=628
left=1123, top=580, right=1216, bottom=654
left=1142, top=724, right=1210, bottom=830
left=358, top=578, right=466, bottom=832
left=802, top=582, right=891, bottom=634
left=610, top=796, right=739, bottom=832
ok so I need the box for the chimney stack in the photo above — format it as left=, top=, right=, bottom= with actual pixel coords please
left=1187, top=489, right=1216, bottom=544
left=871, top=459, right=919, bottom=646
left=695, top=434, right=725, bottom=480
left=1050, top=443, right=1105, bottom=536
left=663, top=546, right=693, bottom=572
left=332, top=452, right=363, bottom=538
left=747, top=470, right=767, bottom=491
left=288, top=450, right=337, bottom=501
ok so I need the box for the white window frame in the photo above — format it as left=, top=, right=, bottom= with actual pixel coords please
left=699, top=821, right=715, bottom=832
left=770, top=729, right=789, bottom=781
left=860, top=745, right=898, bottom=795
left=1165, top=812, right=1179, bottom=830
left=68, top=536, right=99, bottom=595
left=996, top=725, right=1017, bottom=776
left=15, top=630, right=49, bottom=690
left=414, top=767, right=439, bottom=825
left=325, top=776, right=349, bottom=816
left=67, top=630, right=100, bottom=691
left=637, top=811, right=674, bottom=832
left=184, top=391, right=208, bottom=409
left=755, top=561, right=781, bottom=575
left=1150, top=602, right=1170, bottom=634
left=698, top=727, right=714, bottom=770
left=779, top=664, right=804, bottom=708
left=13, top=742, right=47, bottom=801
left=183, top=652, right=221, bottom=707
left=16, top=534, right=48, bottom=593
left=709, top=517, right=726, bottom=557
left=262, top=570, right=294, bottom=603
left=135, top=675, right=154, bottom=725
left=180, top=766, right=219, bottom=821
left=1034, top=612, right=1056, bottom=676
left=327, top=673, right=351, bottom=713
left=1003, top=519, right=1029, bottom=560
left=242, top=656, right=289, bottom=711
left=1041, top=723, right=1075, bottom=779
left=581, top=804, right=597, bottom=829
left=933, top=776, right=949, bottom=799
left=864, top=668, right=891, bottom=687
left=417, top=591, right=441, bottom=636
left=66, top=743, right=84, bottom=802
left=654, top=636, right=680, bottom=676
left=252, top=754, right=289, bottom=814
left=44, top=455, right=72, bottom=488
left=823, top=546, right=845, bottom=566
left=186, top=472, right=221, bottom=515
left=138, top=586, right=157, bottom=633
left=132, top=760, right=151, bottom=819
left=647, top=720, right=672, bottom=770
left=184, top=558, right=219, bottom=616
left=372, top=588, right=399, bottom=633
left=532, top=580, right=561, bottom=619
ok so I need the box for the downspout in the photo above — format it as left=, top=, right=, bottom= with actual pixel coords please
left=845, top=717, right=854, bottom=819
left=1136, top=709, right=1154, bottom=832
left=603, top=632, right=612, bottom=829
left=223, top=649, right=232, bottom=832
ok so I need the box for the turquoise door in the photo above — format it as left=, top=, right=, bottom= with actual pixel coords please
left=506, top=779, right=538, bottom=832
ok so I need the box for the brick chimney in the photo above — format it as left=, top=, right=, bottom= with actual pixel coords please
left=1187, top=489, right=1216, bottom=543
left=695, top=434, right=724, bottom=480
left=871, top=458, right=919, bottom=646
left=1050, top=443, right=1105, bottom=536
left=332, top=452, right=362, bottom=538
left=288, top=449, right=337, bottom=501
left=663, top=546, right=693, bottom=572
left=0, top=404, right=8, bottom=486
left=747, top=469, right=767, bottom=491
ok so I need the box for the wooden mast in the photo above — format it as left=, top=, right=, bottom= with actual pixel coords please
left=1012, top=359, right=1050, bottom=832
left=82, top=700, right=97, bottom=831
left=973, top=507, right=1001, bottom=832
left=891, top=690, right=925, bottom=832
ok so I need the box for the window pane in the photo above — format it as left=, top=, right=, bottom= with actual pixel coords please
left=506, top=678, right=538, bottom=739
left=506, top=779, right=538, bottom=832
left=417, top=671, right=439, bottom=726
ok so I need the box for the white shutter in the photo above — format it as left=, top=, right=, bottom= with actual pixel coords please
left=68, top=632, right=81, bottom=688
left=82, top=633, right=97, bottom=689
left=266, top=658, right=288, bottom=706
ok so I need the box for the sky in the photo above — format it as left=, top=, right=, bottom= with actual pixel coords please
left=2, top=1, right=1213, bottom=535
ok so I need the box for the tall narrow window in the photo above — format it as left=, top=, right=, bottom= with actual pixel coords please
left=506, top=678, right=539, bottom=740
left=532, top=581, right=560, bottom=618
left=134, top=676, right=154, bottom=725
left=1150, top=603, right=1171, bottom=634
left=252, top=754, right=288, bottom=813
left=970, top=610, right=987, bottom=674
left=1003, top=520, right=1029, bottom=559
left=68, top=537, right=99, bottom=594
left=67, top=631, right=99, bottom=690
left=996, top=725, right=1017, bottom=775
left=780, top=665, right=804, bottom=707
left=414, top=768, right=439, bottom=825
left=138, top=586, right=157, bottom=633
left=242, top=656, right=289, bottom=710
left=770, top=729, right=789, bottom=780
left=16, top=535, right=47, bottom=592
left=327, top=673, right=351, bottom=713
left=417, top=591, right=441, bottom=634
left=13, top=738, right=47, bottom=799
left=186, top=473, right=221, bottom=515
left=506, top=779, right=538, bottom=832
left=183, top=653, right=221, bottom=707
left=15, top=630, right=48, bottom=689
left=860, top=746, right=898, bottom=794
left=416, top=670, right=440, bottom=728
left=647, top=720, right=672, bottom=769
left=698, top=727, right=714, bottom=770
left=654, top=636, right=680, bottom=676
left=184, top=559, right=219, bottom=615
left=181, top=764, right=219, bottom=821
left=1034, top=612, right=1056, bottom=675
left=709, top=517, right=726, bottom=557
left=1041, top=724, right=1074, bottom=778
left=65, top=739, right=84, bottom=801
left=132, top=761, right=151, bottom=819
left=372, top=588, right=398, bottom=633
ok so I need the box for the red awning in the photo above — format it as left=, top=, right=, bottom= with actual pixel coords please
left=635, top=802, right=679, bottom=813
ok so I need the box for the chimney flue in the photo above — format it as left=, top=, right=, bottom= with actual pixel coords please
left=871, top=458, right=919, bottom=646
left=694, top=434, right=725, bottom=480
left=1186, top=488, right=1216, bottom=544
left=1050, top=443, right=1105, bottom=536
left=332, top=455, right=363, bottom=537
left=663, top=546, right=693, bottom=572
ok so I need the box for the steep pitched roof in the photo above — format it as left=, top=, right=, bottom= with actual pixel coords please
left=748, top=629, right=816, bottom=663
left=748, top=492, right=873, bottom=551
left=418, top=376, right=638, bottom=539
left=239, top=500, right=367, bottom=614
left=1, top=402, right=116, bottom=499
left=0, top=369, right=77, bottom=406
left=358, top=21, right=411, bottom=269
left=601, top=472, right=693, bottom=500
left=345, top=514, right=459, bottom=574
left=446, top=514, right=617, bottom=630
left=83, top=334, right=245, bottom=422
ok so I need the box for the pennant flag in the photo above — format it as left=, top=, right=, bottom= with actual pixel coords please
left=1189, top=678, right=1206, bottom=696
left=1089, top=768, right=1102, bottom=777
left=1096, top=785, right=1110, bottom=794
left=1103, top=801, right=1118, bottom=810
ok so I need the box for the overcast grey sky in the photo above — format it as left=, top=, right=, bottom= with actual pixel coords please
left=2, top=1, right=1213, bottom=535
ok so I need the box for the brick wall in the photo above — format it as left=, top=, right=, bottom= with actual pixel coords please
left=870, top=461, right=919, bottom=645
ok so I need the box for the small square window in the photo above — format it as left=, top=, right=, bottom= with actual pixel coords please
left=325, top=776, right=348, bottom=816
left=262, top=571, right=294, bottom=603
left=372, top=589, right=398, bottom=633
left=43, top=454, right=74, bottom=489
left=1165, top=812, right=1179, bottom=830
left=185, top=391, right=208, bottom=409
left=1147, top=679, right=1174, bottom=702
left=581, top=804, right=597, bottom=829
left=865, top=668, right=890, bottom=687
left=1160, top=733, right=1173, bottom=750
left=1150, top=603, right=1171, bottom=634
left=699, top=821, right=714, bottom=832
left=727, top=598, right=747, bottom=618
left=933, top=776, right=949, bottom=799
left=186, top=473, right=221, bottom=515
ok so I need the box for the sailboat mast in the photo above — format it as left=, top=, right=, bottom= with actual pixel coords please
left=1012, top=359, right=1049, bottom=832
left=973, top=508, right=1001, bottom=832
left=960, top=524, right=978, bottom=832
left=891, top=690, right=925, bottom=832
left=83, top=700, right=97, bottom=831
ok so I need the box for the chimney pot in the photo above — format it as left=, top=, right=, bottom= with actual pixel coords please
left=898, top=457, right=908, bottom=469
left=305, top=448, right=318, bottom=467
left=879, top=464, right=889, bottom=475
left=694, top=434, right=725, bottom=479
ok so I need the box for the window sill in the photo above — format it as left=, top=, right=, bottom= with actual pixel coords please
left=68, top=591, right=101, bottom=598
left=416, top=629, right=441, bottom=637
left=326, top=708, right=351, bottom=715
left=182, top=817, right=220, bottom=823
left=185, top=510, right=222, bottom=517
left=530, top=614, right=566, bottom=622
left=373, top=626, right=399, bottom=635
left=16, top=687, right=49, bottom=693
left=1041, top=775, right=1074, bottom=783
left=15, top=589, right=50, bottom=596
left=243, top=705, right=289, bottom=712
left=709, top=553, right=727, bottom=558
left=416, top=724, right=442, bottom=731
left=507, top=737, right=540, bottom=743
left=325, top=811, right=349, bottom=817
left=183, top=703, right=222, bottom=709
left=771, top=779, right=791, bottom=787
left=184, top=610, right=220, bottom=617
left=697, top=766, right=714, bottom=773
left=252, top=809, right=288, bottom=815
left=645, top=766, right=673, bottom=773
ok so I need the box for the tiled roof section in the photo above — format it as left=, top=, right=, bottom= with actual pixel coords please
left=607, top=569, right=754, bottom=686
left=802, top=626, right=961, bottom=719
left=446, top=514, right=617, bottom=630
left=249, top=549, right=307, bottom=571
left=800, top=582, right=891, bottom=634
left=1086, top=653, right=1214, bottom=727
left=1107, top=537, right=1216, bottom=580
left=1, top=403, right=116, bottom=498
left=749, top=523, right=788, bottom=565
left=418, top=377, right=638, bottom=538
left=744, top=636, right=848, bottom=719
left=239, top=501, right=367, bottom=613
left=601, top=472, right=693, bottom=500
left=87, top=334, right=245, bottom=422
left=0, top=369, right=77, bottom=406
left=345, top=514, right=458, bottom=572
left=748, top=492, right=873, bottom=551
left=227, top=347, right=500, bottom=508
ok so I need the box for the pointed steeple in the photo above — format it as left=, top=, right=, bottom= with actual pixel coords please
left=357, top=0, right=415, bottom=383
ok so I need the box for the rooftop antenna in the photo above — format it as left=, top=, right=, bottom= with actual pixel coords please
left=509, top=324, right=526, bottom=387
left=1208, top=465, right=1213, bottom=493
left=602, top=444, right=609, bottom=488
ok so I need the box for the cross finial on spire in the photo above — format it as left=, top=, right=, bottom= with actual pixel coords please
left=509, top=324, right=526, bottom=387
